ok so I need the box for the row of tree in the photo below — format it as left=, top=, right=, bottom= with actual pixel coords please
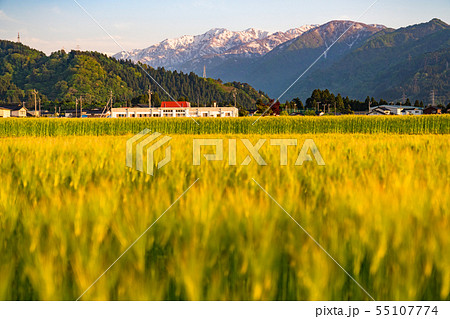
left=252, top=89, right=449, bottom=116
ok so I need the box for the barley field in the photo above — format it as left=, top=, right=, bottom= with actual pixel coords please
left=0, top=131, right=449, bottom=301
left=0, top=115, right=449, bottom=137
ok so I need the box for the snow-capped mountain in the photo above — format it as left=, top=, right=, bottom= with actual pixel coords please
left=228, top=20, right=387, bottom=98
left=113, top=25, right=316, bottom=68
left=222, top=25, right=317, bottom=56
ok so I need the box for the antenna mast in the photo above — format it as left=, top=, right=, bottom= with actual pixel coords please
left=17, top=33, right=21, bottom=43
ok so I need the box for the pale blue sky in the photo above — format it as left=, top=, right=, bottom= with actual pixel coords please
left=0, top=0, right=448, bottom=55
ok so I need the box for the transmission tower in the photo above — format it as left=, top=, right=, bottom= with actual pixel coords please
left=430, top=90, right=436, bottom=106
left=413, top=76, right=419, bottom=94
left=17, top=33, right=21, bottom=43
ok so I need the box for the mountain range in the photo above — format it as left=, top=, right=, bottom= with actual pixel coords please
left=115, top=19, right=450, bottom=104
left=114, top=25, right=316, bottom=68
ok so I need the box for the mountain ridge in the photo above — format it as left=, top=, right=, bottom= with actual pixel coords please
left=113, top=25, right=317, bottom=68
left=124, top=18, right=448, bottom=103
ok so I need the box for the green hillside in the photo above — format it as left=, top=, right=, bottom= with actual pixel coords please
left=298, top=18, right=450, bottom=103
left=0, top=40, right=269, bottom=109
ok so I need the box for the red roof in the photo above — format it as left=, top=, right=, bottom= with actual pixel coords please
left=161, top=101, right=191, bottom=108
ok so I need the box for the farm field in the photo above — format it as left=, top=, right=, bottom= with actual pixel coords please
left=0, top=115, right=449, bottom=136
left=0, top=132, right=449, bottom=301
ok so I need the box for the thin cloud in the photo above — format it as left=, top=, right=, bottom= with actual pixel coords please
left=0, top=10, right=18, bottom=23
left=51, top=6, right=62, bottom=15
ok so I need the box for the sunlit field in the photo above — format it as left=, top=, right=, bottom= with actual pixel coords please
left=0, top=116, right=449, bottom=137
left=0, top=131, right=448, bottom=301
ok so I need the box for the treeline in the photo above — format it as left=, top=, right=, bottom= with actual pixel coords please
left=281, top=89, right=445, bottom=114
left=0, top=40, right=269, bottom=109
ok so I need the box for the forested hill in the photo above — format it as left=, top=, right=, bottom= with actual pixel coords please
left=0, top=40, right=269, bottom=109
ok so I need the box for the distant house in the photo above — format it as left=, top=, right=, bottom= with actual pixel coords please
left=368, top=105, right=423, bottom=116
left=63, top=109, right=88, bottom=118
left=368, top=106, right=392, bottom=115
left=0, top=105, right=28, bottom=117
left=423, top=106, right=442, bottom=114
left=40, top=110, right=55, bottom=117
left=0, top=107, right=11, bottom=118
left=27, top=110, right=41, bottom=117
left=400, top=107, right=423, bottom=115
left=85, top=109, right=109, bottom=118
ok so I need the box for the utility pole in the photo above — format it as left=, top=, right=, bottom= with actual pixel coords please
left=148, top=86, right=152, bottom=108
left=38, top=97, right=41, bottom=117
left=80, top=96, right=83, bottom=118
left=334, top=102, right=336, bottom=116
left=75, top=98, right=78, bottom=118
left=32, top=90, right=38, bottom=117
left=232, top=90, right=237, bottom=108
left=368, top=100, right=371, bottom=113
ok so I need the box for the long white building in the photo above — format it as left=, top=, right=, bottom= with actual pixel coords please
left=110, top=105, right=239, bottom=118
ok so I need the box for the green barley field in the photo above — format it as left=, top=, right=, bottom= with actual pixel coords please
left=0, top=115, right=449, bottom=136
left=0, top=117, right=449, bottom=300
